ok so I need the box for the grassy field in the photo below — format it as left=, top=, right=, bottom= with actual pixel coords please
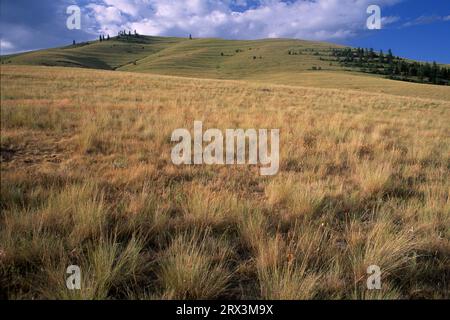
left=120, top=38, right=344, bottom=77
left=1, top=36, right=185, bottom=70
left=1, top=65, right=449, bottom=299
left=1, top=37, right=344, bottom=75
left=250, top=71, right=450, bottom=101
left=3, top=36, right=448, bottom=102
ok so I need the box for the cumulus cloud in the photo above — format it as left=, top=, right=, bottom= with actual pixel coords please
left=0, top=0, right=90, bottom=55
left=86, top=4, right=124, bottom=24
left=84, top=0, right=402, bottom=41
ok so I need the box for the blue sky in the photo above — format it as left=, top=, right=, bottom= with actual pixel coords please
left=1, top=0, right=449, bottom=63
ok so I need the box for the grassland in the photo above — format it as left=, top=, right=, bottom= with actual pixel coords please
left=1, top=36, right=185, bottom=70
left=1, top=65, right=449, bottom=299
left=251, top=71, right=450, bottom=101
left=1, top=37, right=344, bottom=75
left=3, top=36, right=448, bottom=102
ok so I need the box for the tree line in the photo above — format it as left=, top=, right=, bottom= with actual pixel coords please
left=332, top=48, right=450, bottom=86
left=118, top=30, right=140, bottom=38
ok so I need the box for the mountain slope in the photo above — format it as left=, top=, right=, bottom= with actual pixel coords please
left=1, top=36, right=345, bottom=77
left=2, top=35, right=449, bottom=101
left=119, top=38, right=345, bottom=79
left=1, top=36, right=185, bottom=70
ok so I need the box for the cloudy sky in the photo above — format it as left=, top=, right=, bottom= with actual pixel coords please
left=1, top=0, right=449, bottom=63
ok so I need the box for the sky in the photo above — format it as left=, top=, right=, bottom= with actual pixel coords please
left=1, top=0, right=449, bottom=63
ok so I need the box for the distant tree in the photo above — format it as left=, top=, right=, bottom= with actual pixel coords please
left=99, top=35, right=103, bottom=42
left=408, top=63, right=417, bottom=77
left=423, top=62, right=432, bottom=80
left=387, top=49, right=394, bottom=64
left=369, top=48, right=375, bottom=60
left=442, top=67, right=449, bottom=81
left=394, top=65, right=400, bottom=76
left=379, top=50, right=384, bottom=63
left=431, top=61, right=439, bottom=84
left=417, top=65, right=425, bottom=81
left=107, top=34, right=110, bottom=40
left=347, top=49, right=354, bottom=62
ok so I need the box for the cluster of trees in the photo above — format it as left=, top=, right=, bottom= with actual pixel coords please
left=98, top=34, right=110, bottom=42
left=288, top=50, right=302, bottom=55
left=332, top=48, right=450, bottom=86
left=118, top=30, right=140, bottom=38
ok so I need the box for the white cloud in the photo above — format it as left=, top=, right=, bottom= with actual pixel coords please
left=86, top=4, right=124, bottom=24
left=84, top=0, right=402, bottom=40
left=402, top=14, right=450, bottom=27
left=102, top=0, right=150, bottom=17
left=1, top=39, right=15, bottom=53
left=381, top=15, right=400, bottom=26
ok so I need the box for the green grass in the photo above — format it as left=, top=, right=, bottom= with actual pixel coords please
left=1, top=36, right=185, bottom=70
left=3, top=35, right=449, bottom=101
left=1, top=36, right=345, bottom=76
left=120, top=38, right=345, bottom=78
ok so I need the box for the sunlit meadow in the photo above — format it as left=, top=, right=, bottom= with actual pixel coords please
left=1, top=65, right=449, bottom=299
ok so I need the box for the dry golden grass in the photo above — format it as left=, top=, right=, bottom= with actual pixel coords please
left=255, top=71, right=450, bottom=101
left=1, top=65, right=449, bottom=299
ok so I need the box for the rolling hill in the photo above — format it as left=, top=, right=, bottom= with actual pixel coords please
left=1, top=36, right=185, bottom=70
left=1, top=35, right=449, bottom=101
left=1, top=35, right=345, bottom=75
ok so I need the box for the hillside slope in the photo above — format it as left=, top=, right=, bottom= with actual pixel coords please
left=252, top=71, right=450, bottom=101
left=119, top=38, right=345, bottom=78
left=1, top=36, right=345, bottom=76
left=1, top=36, right=185, bottom=70
left=2, top=36, right=449, bottom=100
